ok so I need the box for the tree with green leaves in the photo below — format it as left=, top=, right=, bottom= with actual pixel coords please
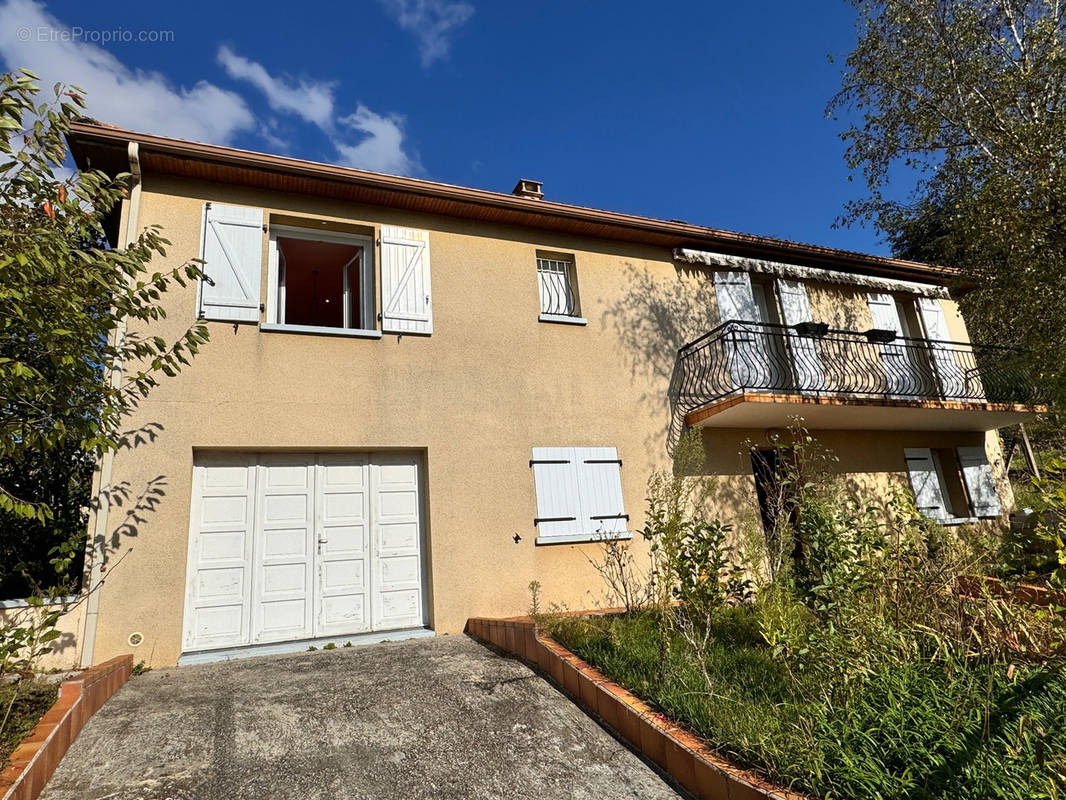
left=830, top=0, right=1066, bottom=404
left=0, top=68, right=208, bottom=678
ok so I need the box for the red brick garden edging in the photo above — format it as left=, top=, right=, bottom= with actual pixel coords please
left=956, top=575, right=1066, bottom=607
left=467, top=616, right=808, bottom=800
left=1, top=655, right=133, bottom=800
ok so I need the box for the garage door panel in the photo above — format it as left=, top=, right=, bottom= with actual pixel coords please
left=262, top=527, right=309, bottom=559
left=196, top=566, right=246, bottom=603
left=371, top=456, right=424, bottom=631
left=315, top=456, right=372, bottom=637
left=193, top=605, right=244, bottom=641
left=253, top=459, right=314, bottom=643
left=258, top=599, right=308, bottom=635
left=200, top=495, right=249, bottom=529
left=261, top=562, right=308, bottom=594
left=262, top=494, right=310, bottom=525
left=197, top=530, right=247, bottom=563
left=321, top=524, right=366, bottom=556
left=186, top=452, right=424, bottom=652
left=321, top=559, right=365, bottom=592
left=378, top=589, right=420, bottom=627
left=378, top=522, right=418, bottom=553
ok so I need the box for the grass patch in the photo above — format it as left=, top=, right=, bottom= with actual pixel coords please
left=548, top=609, right=1066, bottom=800
left=1, top=679, right=58, bottom=768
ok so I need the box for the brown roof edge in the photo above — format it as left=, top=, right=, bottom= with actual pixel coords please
left=66, top=120, right=954, bottom=284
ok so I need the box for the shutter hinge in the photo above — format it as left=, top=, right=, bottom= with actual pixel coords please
left=262, top=224, right=267, bottom=232
left=534, top=516, right=577, bottom=526
left=590, top=514, right=629, bottom=521
left=529, top=459, right=570, bottom=468
left=584, top=459, right=622, bottom=466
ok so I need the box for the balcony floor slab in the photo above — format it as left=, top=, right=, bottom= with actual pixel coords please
left=683, top=391, right=1044, bottom=431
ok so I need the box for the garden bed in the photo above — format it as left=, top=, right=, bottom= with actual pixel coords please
left=547, top=609, right=1066, bottom=800
left=0, top=681, right=57, bottom=769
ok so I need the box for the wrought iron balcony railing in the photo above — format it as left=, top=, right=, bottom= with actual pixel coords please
left=674, top=320, right=1044, bottom=413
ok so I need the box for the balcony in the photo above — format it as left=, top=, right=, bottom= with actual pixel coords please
left=674, top=321, right=1046, bottom=431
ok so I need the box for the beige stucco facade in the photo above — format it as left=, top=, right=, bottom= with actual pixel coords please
left=52, top=167, right=1016, bottom=669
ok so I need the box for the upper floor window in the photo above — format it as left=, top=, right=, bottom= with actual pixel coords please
left=536, top=254, right=586, bottom=325
left=269, top=227, right=374, bottom=333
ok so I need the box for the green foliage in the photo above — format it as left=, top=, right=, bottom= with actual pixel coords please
left=1025, top=459, right=1066, bottom=593
left=0, top=439, right=92, bottom=600
left=639, top=429, right=749, bottom=677
left=0, top=67, right=210, bottom=739
left=561, top=424, right=1066, bottom=798
left=0, top=68, right=209, bottom=522
left=550, top=609, right=1066, bottom=800
left=830, top=1, right=1066, bottom=403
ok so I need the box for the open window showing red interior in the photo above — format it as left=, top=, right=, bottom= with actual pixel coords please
left=277, top=236, right=367, bottom=329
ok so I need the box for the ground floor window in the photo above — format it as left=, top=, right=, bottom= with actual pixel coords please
left=904, top=445, right=1002, bottom=522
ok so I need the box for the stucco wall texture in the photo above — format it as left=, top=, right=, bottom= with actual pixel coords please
left=75, top=175, right=1007, bottom=667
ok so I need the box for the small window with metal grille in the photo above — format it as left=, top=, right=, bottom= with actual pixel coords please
left=536, top=255, right=585, bottom=324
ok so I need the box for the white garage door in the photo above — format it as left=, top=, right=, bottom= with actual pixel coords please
left=183, top=452, right=425, bottom=653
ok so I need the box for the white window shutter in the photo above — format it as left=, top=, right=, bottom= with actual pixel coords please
left=713, top=271, right=759, bottom=323
left=866, top=293, right=904, bottom=334
left=776, top=279, right=825, bottom=392
left=380, top=226, right=432, bottom=334
left=531, top=448, right=582, bottom=538
left=957, top=446, right=1003, bottom=517
left=917, top=298, right=971, bottom=399
left=904, top=447, right=949, bottom=520
left=198, top=203, right=263, bottom=322
left=574, top=447, right=627, bottom=535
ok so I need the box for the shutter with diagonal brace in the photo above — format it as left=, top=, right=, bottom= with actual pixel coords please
left=904, top=447, right=949, bottom=520
left=198, top=203, right=263, bottom=322
left=957, top=446, right=1003, bottom=517
left=380, top=226, right=432, bottom=334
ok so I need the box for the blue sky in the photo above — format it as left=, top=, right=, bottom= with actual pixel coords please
left=0, top=0, right=901, bottom=256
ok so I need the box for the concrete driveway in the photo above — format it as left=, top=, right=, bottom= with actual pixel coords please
left=41, top=635, right=682, bottom=800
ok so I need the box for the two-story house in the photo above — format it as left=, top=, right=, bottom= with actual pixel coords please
left=64, top=121, right=1043, bottom=667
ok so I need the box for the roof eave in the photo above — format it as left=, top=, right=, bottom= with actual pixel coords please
left=65, top=120, right=955, bottom=285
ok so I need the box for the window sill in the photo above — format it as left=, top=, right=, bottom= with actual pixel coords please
left=535, top=531, right=632, bottom=546
left=538, top=313, right=587, bottom=326
left=259, top=323, right=382, bottom=339
left=941, top=516, right=979, bottom=526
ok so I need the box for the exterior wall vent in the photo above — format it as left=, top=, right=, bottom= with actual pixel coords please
left=512, top=179, right=544, bottom=200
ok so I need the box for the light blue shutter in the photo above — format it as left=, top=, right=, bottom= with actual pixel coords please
left=867, top=293, right=910, bottom=398
left=776, top=279, right=825, bottom=393
left=574, top=447, right=627, bottom=536
left=957, top=446, right=1002, bottom=517
left=917, top=298, right=971, bottom=399
left=199, top=203, right=263, bottom=322
left=531, top=448, right=582, bottom=538
left=715, top=272, right=771, bottom=391
left=904, top=447, right=949, bottom=520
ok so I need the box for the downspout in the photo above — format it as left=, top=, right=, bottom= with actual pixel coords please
left=80, top=142, right=141, bottom=667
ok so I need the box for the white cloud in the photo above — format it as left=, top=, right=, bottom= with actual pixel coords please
left=378, top=0, right=474, bottom=67
left=0, top=0, right=254, bottom=144
left=219, top=47, right=421, bottom=176
left=335, top=106, right=420, bottom=175
left=217, top=45, right=334, bottom=130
